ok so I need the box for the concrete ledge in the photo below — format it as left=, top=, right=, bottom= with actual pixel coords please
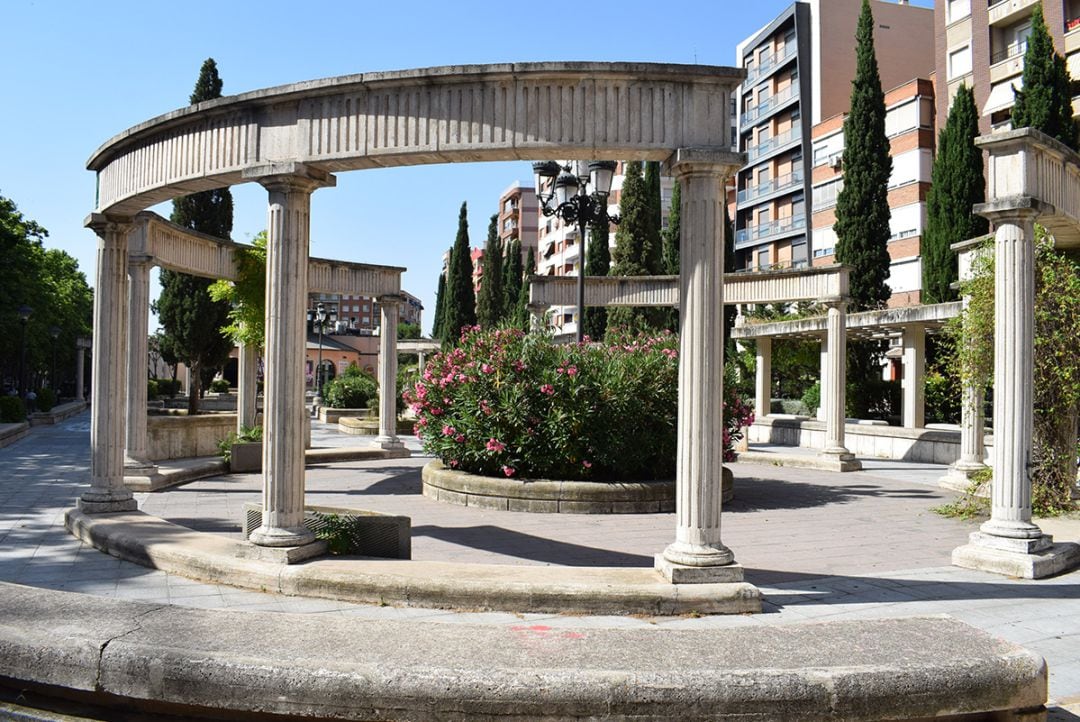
left=27, top=400, right=86, bottom=426
left=64, top=509, right=759, bottom=615
left=124, top=455, right=227, bottom=492
left=953, top=536, right=1080, bottom=579
left=738, top=449, right=863, bottom=473
left=422, top=459, right=706, bottom=513
left=0, top=582, right=1047, bottom=721
left=0, top=422, right=30, bottom=449
left=338, top=417, right=413, bottom=436
left=318, top=406, right=371, bottom=423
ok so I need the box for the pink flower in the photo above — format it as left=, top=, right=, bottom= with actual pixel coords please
left=540, top=384, right=555, bottom=396
left=502, top=465, right=516, bottom=477
left=566, top=365, right=578, bottom=377
left=513, top=360, right=525, bottom=372
left=442, top=425, right=456, bottom=436
left=481, top=363, right=493, bottom=374
left=449, top=459, right=459, bottom=468
left=486, top=438, right=506, bottom=452
left=582, top=460, right=592, bottom=468
left=455, top=434, right=465, bottom=443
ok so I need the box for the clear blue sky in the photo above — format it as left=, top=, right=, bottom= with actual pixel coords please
left=1, top=0, right=931, bottom=336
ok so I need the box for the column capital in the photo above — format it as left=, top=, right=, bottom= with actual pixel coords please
left=84, top=213, right=133, bottom=238
left=663, top=148, right=743, bottom=181
left=377, top=294, right=403, bottom=306
left=127, top=253, right=155, bottom=269
left=242, top=162, right=337, bottom=193
left=973, top=197, right=1047, bottom=226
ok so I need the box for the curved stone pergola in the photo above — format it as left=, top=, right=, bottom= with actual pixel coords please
left=83, top=62, right=751, bottom=587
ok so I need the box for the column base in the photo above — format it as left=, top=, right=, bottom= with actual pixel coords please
left=953, top=532, right=1080, bottom=579
left=248, top=525, right=317, bottom=548
left=655, top=554, right=745, bottom=584
left=236, top=539, right=327, bottom=564
left=938, top=462, right=989, bottom=495
left=78, top=493, right=138, bottom=514
left=373, top=435, right=405, bottom=451
left=817, top=449, right=862, bottom=472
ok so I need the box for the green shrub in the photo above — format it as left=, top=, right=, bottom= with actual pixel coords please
left=924, top=369, right=960, bottom=424
left=0, top=396, right=25, bottom=423
left=154, top=378, right=181, bottom=397
left=209, top=378, right=230, bottom=393
left=324, top=373, right=378, bottom=409
left=217, top=424, right=262, bottom=461
left=147, top=378, right=160, bottom=400
left=35, top=388, right=56, bottom=412
left=801, top=381, right=821, bottom=416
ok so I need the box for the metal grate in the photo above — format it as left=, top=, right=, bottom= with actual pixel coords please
left=242, top=503, right=411, bottom=559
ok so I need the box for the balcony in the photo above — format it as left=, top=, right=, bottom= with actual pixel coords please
left=737, top=168, right=804, bottom=207
left=744, top=42, right=798, bottom=85
left=741, top=84, right=799, bottom=128
left=746, top=125, right=803, bottom=164
left=734, top=214, right=807, bottom=247
left=988, top=0, right=1037, bottom=26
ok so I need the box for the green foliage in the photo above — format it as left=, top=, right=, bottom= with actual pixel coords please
left=209, top=231, right=266, bottom=349
left=643, top=161, right=663, bottom=274
left=476, top=214, right=506, bottom=328
left=833, top=0, right=892, bottom=312
left=502, top=238, right=524, bottom=322
left=217, top=424, right=262, bottom=462
left=922, top=85, right=988, bottom=304
left=209, top=378, right=230, bottom=393
left=801, top=381, right=821, bottom=416
left=441, top=202, right=477, bottom=344
left=609, top=161, right=664, bottom=334
left=154, top=378, right=182, bottom=398
left=406, top=328, right=755, bottom=481
left=582, top=215, right=611, bottom=340
left=323, top=371, right=378, bottom=409
left=35, top=387, right=55, bottom=412
left=933, top=469, right=991, bottom=520
left=661, top=178, right=681, bottom=275
left=311, top=513, right=355, bottom=555
left=513, top=245, right=536, bottom=331
left=1011, top=4, right=1078, bottom=150
left=398, top=322, right=421, bottom=340
left=431, top=271, right=447, bottom=341
left=147, top=379, right=160, bottom=401
left=925, top=336, right=961, bottom=424
left=0, top=396, right=25, bottom=423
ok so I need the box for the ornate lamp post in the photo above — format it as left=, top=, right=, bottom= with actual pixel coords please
left=532, top=160, right=618, bottom=343
left=311, top=301, right=327, bottom=404
left=49, top=325, right=61, bottom=392
left=17, top=305, right=32, bottom=400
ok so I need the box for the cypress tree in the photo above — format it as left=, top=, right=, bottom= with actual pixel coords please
left=1012, top=4, right=1078, bottom=150
left=582, top=216, right=611, bottom=340
left=476, top=214, right=506, bottom=328
left=503, top=238, right=523, bottom=319
left=431, top=270, right=447, bottom=340
left=609, top=161, right=663, bottom=333
left=441, top=202, right=476, bottom=343
left=157, top=58, right=235, bottom=413
left=643, top=161, right=664, bottom=274
left=833, top=0, right=893, bottom=312
left=514, top=246, right=537, bottom=331
left=922, top=85, right=988, bottom=304
left=661, top=180, right=682, bottom=332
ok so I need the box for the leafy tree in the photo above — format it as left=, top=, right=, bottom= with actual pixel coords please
left=503, top=237, right=523, bottom=319
left=441, top=202, right=476, bottom=343
left=582, top=216, right=611, bottom=340
left=157, top=58, right=235, bottom=413
left=1011, top=4, right=1078, bottom=150
left=209, top=232, right=267, bottom=349
left=514, top=245, right=536, bottom=331
left=922, top=85, right=988, bottom=304
left=476, top=214, right=505, bottom=328
left=398, top=322, right=421, bottom=340
left=609, top=161, right=664, bottom=334
left=431, top=269, right=447, bottom=340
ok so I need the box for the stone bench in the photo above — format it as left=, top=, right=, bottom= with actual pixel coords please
left=0, top=582, right=1047, bottom=721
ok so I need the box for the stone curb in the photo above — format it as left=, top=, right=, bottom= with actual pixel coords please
left=0, top=582, right=1047, bottom=721
left=0, top=421, right=30, bottom=449
left=63, top=509, right=760, bottom=616
left=737, top=450, right=862, bottom=472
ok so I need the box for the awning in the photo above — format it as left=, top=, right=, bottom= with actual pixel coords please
left=982, top=79, right=1022, bottom=115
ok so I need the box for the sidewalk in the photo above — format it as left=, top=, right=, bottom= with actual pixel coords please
left=1, top=411, right=1078, bottom=710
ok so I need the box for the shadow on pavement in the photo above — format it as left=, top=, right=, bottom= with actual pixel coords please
left=411, top=524, right=653, bottom=567
left=726, top=476, right=941, bottom=512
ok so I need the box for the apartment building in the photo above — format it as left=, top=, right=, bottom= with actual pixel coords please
left=734, top=0, right=934, bottom=271
left=937, top=0, right=1080, bottom=134
left=498, top=182, right=539, bottom=262
left=307, top=290, right=422, bottom=336
left=810, top=77, right=937, bottom=307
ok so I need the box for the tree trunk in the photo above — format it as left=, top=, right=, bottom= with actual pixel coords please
left=187, top=361, right=201, bottom=415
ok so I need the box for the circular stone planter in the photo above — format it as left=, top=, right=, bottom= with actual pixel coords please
left=422, top=461, right=734, bottom=513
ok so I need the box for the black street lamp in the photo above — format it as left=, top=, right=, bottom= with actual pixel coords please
left=49, top=325, right=61, bottom=392
left=532, top=160, right=619, bottom=343
left=313, top=302, right=327, bottom=401
left=16, top=305, right=32, bottom=400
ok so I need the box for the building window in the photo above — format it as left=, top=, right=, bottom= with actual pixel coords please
left=946, top=0, right=970, bottom=23
left=756, top=249, right=770, bottom=269
left=948, top=45, right=972, bottom=79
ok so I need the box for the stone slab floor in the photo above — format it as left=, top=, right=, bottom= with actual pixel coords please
left=2, top=412, right=1078, bottom=715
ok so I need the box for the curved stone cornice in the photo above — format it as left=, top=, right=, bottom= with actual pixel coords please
left=87, top=62, right=742, bottom=215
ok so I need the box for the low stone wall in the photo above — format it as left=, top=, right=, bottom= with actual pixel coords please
left=319, top=406, right=371, bottom=424
left=422, top=460, right=727, bottom=513
left=749, top=416, right=995, bottom=464
left=339, top=417, right=413, bottom=436
left=147, top=414, right=236, bottom=461
left=27, top=400, right=87, bottom=426
left=0, top=422, right=29, bottom=449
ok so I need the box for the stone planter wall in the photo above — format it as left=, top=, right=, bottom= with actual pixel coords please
left=319, top=407, right=372, bottom=424
left=339, top=417, right=413, bottom=436
left=230, top=441, right=262, bottom=473
left=147, top=414, right=236, bottom=461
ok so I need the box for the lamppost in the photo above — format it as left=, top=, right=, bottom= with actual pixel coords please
left=532, top=160, right=618, bottom=343
left=16, top=305, right=32, bottom=401
left=311, top=302, right=327, bottom=403
left=49, top=325, right=61, bottom=392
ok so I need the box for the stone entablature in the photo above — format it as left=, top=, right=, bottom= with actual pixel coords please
left=731, top=300, right=961, bottom=341
left=88, top=63, right=741, bottom=216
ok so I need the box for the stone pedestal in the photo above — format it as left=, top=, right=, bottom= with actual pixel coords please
left=243, top=163, right=335, bottom=549
left=952, top=208, right=1079, bottom=578
left=656, top=150, right=754, bottom=590
left=755, top=337, right=771, bottom=420
left=80, top=215, right=137, bottom=514
left=374, top=296, right=404, bottom=452
left=124, top=256, right=159, bottom=483
left=820, top=302, right=861, bottom=471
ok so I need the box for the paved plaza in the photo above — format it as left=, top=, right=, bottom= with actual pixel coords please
left=1, top=411, right=1078, bottom=714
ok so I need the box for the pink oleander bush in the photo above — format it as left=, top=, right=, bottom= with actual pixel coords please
left=405, top=327, right=754, bottom=481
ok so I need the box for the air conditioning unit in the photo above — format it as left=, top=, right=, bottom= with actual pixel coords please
left=829, top=154, right=843, bottom=170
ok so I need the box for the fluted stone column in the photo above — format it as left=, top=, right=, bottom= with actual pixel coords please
left=244, top=163, right=335, bottom=552
left=125, top=256, right=156, bottom=475
left=79, top=215, right=137, bottom=514
left=655, top=149, right=752, bottom=590
left=528, top=305, right=546, bottom=333
left=816, top=335, right=827, bottom=421
left=941, top=380, right=988, bottom=491
left=375, top=296, right=404, bottom=451
left=953, top=207, right=1079, bottom=577
left=755, top=337, right=771, bottom=419
left=237, top=341, right=259, bottom=432
left=901, top=324, right=925, bottom=429
left=820, top=301, right=860, bottom=471
left=75, top=341, right=88, bottom=402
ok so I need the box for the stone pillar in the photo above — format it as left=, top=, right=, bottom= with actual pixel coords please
left=528, top=305, right=546, bottom=333
left=940, top=366, right=987, bottom=491
left=655, top=149, right=752, bottom=592
left=816, top=335, right=827, bottom=421
left=953, top=207, right=1079, bottom=577
left=124, top=256, right=156, bottom=474
left=820, top=301, right=860, bottom=471
left=184, top=365, right=192, bottom=397
left=75, top=342, right=87, bottom=402
left=755, top=337, right=772, bottom=419
left=418, top=351, right=427, bottom=375
left=375, top=296, right=404, bottom=451
left=79, top=215, right=137, bottom=514
left=243, top=163, right=335, bottom=552
left=901, top=324, right=926, bottom=429
left=237, top=341, right=259, bottom=432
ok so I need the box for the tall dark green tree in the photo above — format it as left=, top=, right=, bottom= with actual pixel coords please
left=922, top=85, right=987, bottom=304
left=441, top=202, right=476, bottom=343
left=582, top=216, right=612, bottom=340
left=502, top=237, right=523, bottom=319
left=476, top=214, right=506, bottom=328
left=431, top=270, right=447, bottom=340
left=833, top=0, right=893, bottom=312
left=1012, top=4, right=1078, bottom=150
left=514, top=245, right=537, bottom=331
left=660, top=179, right=682, bottom=332
left=157, top=58, right=235, bottom=413
left=609, top=161, right=664, bottom=333
left=643, top=161, right=664, bottom=274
